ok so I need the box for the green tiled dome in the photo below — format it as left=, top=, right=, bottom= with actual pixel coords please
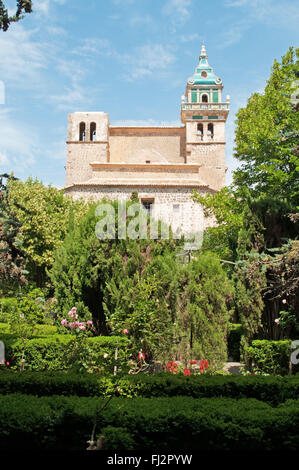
left=187, top=45, right=222, bottom=86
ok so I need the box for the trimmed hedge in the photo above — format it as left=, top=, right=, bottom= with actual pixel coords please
left=0, top=333, right=130, bottom=373
left=0, top=394, right=299, bottom=450
left=0, top=322, right=57, bottom=336
left=227, top=323, right=243, bottom=361
left=1, top=371, right=299, bottom=405
left=244, top=340, right=299, bottom=376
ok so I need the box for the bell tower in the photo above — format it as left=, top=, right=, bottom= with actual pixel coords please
left=181, top=45, right=230, bottom=189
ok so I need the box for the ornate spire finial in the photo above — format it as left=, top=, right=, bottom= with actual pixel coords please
left=200, top=44, right=207, bottom=59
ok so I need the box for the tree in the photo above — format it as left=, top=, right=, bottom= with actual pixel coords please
left=192, top=186, right=245, bottom=262
left=178, top=253, right=234, bottom=371
left=0, top=174, right=27, bottom=293
left=8, top=177, right=88, bottom=287
left=0, top=1, right=32, bottom=31
left=50, top=201, right=182, bottom=347
left=233, top=47, right=299, bottom=206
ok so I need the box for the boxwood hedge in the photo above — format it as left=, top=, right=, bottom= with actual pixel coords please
left=0, top=394, right=299, bottom=450
left=0, top=333, right=130, bottom=373
left=1, top=371, right=299, bottom=405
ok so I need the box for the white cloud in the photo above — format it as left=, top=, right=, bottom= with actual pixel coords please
left=218, top=22, right=250, bottom=49
left=0, top=153, right=9, bottom=166
left=0, top=109, right=38, bottom=172
left=163, top=0, right=192, bottom=29
left=180, top=33, right=202, bottom=43
left=73, top=38, right=113, bottom=57
left=129, top=15, right=153, bottom=27
left=34, top=0, right=67, bottom=17
left=121, top=44, right=176, bottom=81
left=225, top=0, right=299, bottom=32
left=0, top=25, right=47, bottom=88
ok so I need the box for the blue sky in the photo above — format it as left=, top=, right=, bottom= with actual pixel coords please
left=0, top=0, right=298, bottom=187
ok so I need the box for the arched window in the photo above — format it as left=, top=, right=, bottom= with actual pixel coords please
left=79, top=122, right=86, bottom=141
left=207, top=123, right=214, bottom=140
left=197, top=123, right=203, bottom=141
left=201, top=94, right=208, bottom=103
left=90, top=122, right=96, bottom=141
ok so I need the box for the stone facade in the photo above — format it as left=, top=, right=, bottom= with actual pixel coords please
left=65, top=46, right=229, bottom=238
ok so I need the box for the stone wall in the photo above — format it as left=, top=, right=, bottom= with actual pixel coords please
left=109, top=127, right=186, bottom=164
left=65, top=186, right=215, bottom=237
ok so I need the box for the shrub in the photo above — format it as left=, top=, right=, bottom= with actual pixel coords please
left=1, top=371, right=299, bottom=405
left=244, top=340, right=299, bottom=375
left=0, top=298, right=18, bottom=323
left=227, top=324, right=243, bottom=361
left=0, top=333, right=130, bottom=373
left=0, top=394, right=299, bottom=450
left=0, top=322, right=57, bottom=336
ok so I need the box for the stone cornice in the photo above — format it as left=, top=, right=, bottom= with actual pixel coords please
left=89, top=162, right=201, bottom=169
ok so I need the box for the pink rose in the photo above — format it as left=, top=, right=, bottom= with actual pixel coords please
left=122, top=328, right=129, bottom=335
left=61, top=319, right=68, bottom=326
left=282, top=299, right=287, bottom=304
left=275, top=318, right=279, bottom=324
left=86, top=321, right=93, bottom=326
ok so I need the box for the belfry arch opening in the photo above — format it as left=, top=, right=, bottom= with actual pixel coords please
left=201, top=94, right=208, bottom=103
left=90, top=122, right=96, bottom=141
left=79, top=122, right=86, bottom=141
left=207, top=123, right=214, bottom=140
left=197, top=123, right=203, bottom=141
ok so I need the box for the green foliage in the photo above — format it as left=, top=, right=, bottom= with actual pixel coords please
left=0, top=297, right=18, bottom=322
left=8, top=177, right=89, bottom=286
left=100, top=426, right=135, bottom=450
left=227, top=324, right=243, bottom=361
left=2, top=371, right=299, bottom=405
left=0, top=322, right=57, bottom=336
left=233, top=47, right=299, bottom=205
left=0, top=1, right=32, bottom=31
left=244, top=340, right=298, bottom=376
left=192, top=187, right=245, bottom=262
left=178, top=252, right=234, bottom=370
left=0, top=174, right=27, bottom=292
left=0, top=331, right=130, bottom=373
left=1, top=394, right=299, bottom=450
left=50, top=202, right=182, bottom=357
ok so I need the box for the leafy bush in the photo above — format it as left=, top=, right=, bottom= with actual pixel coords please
left=0, top=322, right=57, bottom=336
left=0, top=394, right=299, bottom=450
left=0, top=333, right=130, bottom=373
left=1, top=371, right=299, bottom=405
left=244, top=340, right=299, bottom=375
left=227, top=324, right=243, bottom=361
left=0, top=298, right=18, bottom=323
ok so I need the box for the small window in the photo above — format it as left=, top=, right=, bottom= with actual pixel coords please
left=200, top=71, right=208, bottom=78
left=201, top=94, right=208, bottom=103
left=79, top=122, right=86, bottom=141
left=90, top=122, right=96, bottom=141
left=146, top=160, right=151, bottom=164
left=141, top=199, right=154, bottom=215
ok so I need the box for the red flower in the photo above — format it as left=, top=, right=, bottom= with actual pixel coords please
left=183, top=369, right=191, bottom=376
left=138, top=351, right=145, bottom=362
left=167, top=361, right=179, bottom=374
left=122, top=328, right=129, bottom=335
left=190, top=360, right=197, bottom=365
left=6, top=362, right=9, bottom=367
